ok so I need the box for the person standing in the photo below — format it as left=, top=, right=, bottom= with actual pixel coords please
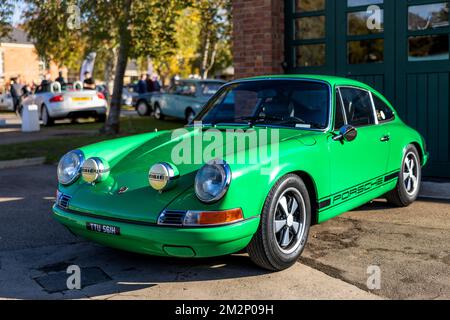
left=137, top=74, right=148, bottom=94
left=10, top=76, right=23, bottom=114
left=55, top=71, right=66, bottom=86
left=83, top=71, right=96, bottom=90
left=146, top=73, right=155, bottom=92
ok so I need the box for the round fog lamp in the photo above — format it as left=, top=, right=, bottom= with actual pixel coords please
left=81, top=157, right=110, bottom=184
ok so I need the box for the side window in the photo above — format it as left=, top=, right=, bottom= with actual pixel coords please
left=168, top=86, right=176, bottom=94
left=334, top=90, right=345, bottom=130
left=372, top=94, right=394, bottom=122
left=339, top=87, right=375, bottom=127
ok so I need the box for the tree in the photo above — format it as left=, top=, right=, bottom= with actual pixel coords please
left=195, top=0, right=231, bottom=79
left=0, top=0, right=18, bottom=39
left=23, top=1, right=87, bottom=69
left=24, top=0, right=186, bottom=134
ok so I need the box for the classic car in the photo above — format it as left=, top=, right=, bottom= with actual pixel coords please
left=53, top=75, right=428, bottom=271
left=139, top=79, right=225, bottom=123
left=21, top=81, right=107, bottom=126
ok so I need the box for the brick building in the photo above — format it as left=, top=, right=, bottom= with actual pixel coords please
left=0, top=28, right=64, bottom=92
left=232, top=0, right=450, bottom=178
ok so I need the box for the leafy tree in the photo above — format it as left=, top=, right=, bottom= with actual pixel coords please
left=24, top=0, right=186, bottom=134
left=0, top=0, right=18, bottom=39
left=23, top=1, right=87, bottom=69
left=194, top=0, right=231, bottom=79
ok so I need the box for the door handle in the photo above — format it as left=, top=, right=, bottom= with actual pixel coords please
left=380, top=135, right=390, bottom=142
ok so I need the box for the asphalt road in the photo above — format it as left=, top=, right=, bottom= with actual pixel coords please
left=0, top=165, right=449, bottom=299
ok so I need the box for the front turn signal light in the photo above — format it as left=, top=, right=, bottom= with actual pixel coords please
left=184, top=208, right=243, bottom=226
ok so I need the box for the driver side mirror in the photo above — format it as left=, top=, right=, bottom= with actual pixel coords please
left=333, top=125, right=358, bottom=142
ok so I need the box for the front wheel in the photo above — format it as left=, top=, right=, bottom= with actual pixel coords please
left=385, top=145, right=421, bottom=207
left=247, top=174, right=311, bottom=271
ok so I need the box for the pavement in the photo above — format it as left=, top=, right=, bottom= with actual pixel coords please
left=1, top=165, right=449, bottom=300
left=0, top=110, right=140, bottom=145
left=0, top=112, right=97, bottom=145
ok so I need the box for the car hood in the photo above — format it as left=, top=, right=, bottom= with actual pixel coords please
left=67, top=126, right=318, bottom=223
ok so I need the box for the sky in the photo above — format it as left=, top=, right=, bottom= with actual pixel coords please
left=12, top=1, right=27, bottom=26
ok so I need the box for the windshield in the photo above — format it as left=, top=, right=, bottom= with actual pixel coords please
left=197, top=80, right=330, bottom=129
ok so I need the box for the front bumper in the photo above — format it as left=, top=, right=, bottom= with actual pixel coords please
left=52, top=205, right=259, bottom=258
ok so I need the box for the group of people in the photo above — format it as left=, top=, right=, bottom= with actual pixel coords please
left=137, top=74, right=161, bottom=94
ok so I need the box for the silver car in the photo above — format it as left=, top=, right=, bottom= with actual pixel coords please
left=21, top=81, right=107, bottom=126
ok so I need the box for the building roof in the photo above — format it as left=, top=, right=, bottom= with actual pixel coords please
left=0, top=27, right=33, bottom=45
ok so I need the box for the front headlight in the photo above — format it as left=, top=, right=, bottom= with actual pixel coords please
left=57, top=150, right=84, bottom=185
left=194, top=160, right=231, bottom=203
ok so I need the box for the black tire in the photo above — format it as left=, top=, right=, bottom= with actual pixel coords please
left=153, top=103, right=164, bottom=120
left=96, top=114, right=106, bottom=123
left=136, top=100, right=150, bottom=117
left=41, top=105, right=54, bottom=126
left=185, top=108, right=195, bottom=124
left=247, top=174, right=311, bottom=271
left=386, top=145, right=421, bottom=207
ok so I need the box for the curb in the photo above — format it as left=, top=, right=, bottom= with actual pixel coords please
left=419, top=181, right=450, bottom=201
left=0, top=157, right=46, bottom=169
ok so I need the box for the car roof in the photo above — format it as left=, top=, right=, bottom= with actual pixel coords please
left=236, top=74, right=374, bottom=91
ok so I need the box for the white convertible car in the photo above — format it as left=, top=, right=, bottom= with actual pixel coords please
left=21, top=81, right=108, bottom=126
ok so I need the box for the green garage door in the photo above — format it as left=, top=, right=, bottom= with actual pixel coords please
left=286, top=0, right=450, bottom=178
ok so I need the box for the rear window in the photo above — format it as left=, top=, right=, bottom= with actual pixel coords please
left=201, top=82, right=223, bottom=97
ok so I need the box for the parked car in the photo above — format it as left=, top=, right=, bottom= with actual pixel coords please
left=123, top=84, right=138, bottom=107
left=0, top=92, right=14, bottom=111
left=145, top=79, right=226, bottom=122
left=53, top=75, right=427, bottom=271
left=21, top=81, right=107, bottom=126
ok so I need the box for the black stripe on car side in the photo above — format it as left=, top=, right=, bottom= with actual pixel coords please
left=317, top=171, right=399, bottom=211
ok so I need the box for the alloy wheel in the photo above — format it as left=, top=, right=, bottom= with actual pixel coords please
left=403, top=151, right=420, bottom=195
left=273, top=187, right=306, bottom=254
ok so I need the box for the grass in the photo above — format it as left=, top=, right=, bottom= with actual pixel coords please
left=0, top=116, right=184, bottom=164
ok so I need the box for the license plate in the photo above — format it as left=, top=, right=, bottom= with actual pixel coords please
left=72, top=97, right=91, bottom=102
left=86, top=222, right=120, bottom=235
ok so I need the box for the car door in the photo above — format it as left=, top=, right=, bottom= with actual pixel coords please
left=176, top=82, right=198, bottom=118
left=160, top=85, right=178, bottom=117
left=328, top=86, right=390, bottom=197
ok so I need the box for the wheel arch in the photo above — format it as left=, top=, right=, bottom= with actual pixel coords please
left=185, top=106, right=194, bottom=116
left=410, top=141, right=425, bottom=165
left=290, top=170, right=319, bottom=225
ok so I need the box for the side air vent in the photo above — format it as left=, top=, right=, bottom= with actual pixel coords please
left=57, top=192, right=71, bottom=209
left=157, top=210, right=186, bottom=226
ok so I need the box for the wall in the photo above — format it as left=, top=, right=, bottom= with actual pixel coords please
left=232, top=0, right=285, bottom=79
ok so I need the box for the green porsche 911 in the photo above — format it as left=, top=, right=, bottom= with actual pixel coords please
left=53, top=75, right=428, bottom=271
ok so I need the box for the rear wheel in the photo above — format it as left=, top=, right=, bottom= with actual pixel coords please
left=247, top=174, right=311, bottom=271
left=41, top=105, right=54, bottom=127
left=185, top=108, right=195, bottom=124
left=96, top=114, right=106, bottom=123
left=386, top=145, right=421, bottom=207
left=136, top=101, right=150, bottom=117
left=153, top=103, right=164, bottom=120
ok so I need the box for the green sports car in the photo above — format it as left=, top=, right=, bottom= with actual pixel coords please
left=53, top=75, right=428, bottom=271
